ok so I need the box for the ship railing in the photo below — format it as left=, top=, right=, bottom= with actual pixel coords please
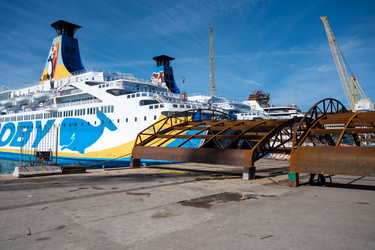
left=147, top=91, right=213, bottom=108
left=71, top=68, right=149, bottom=83
left=1, top=69, right=150, bottom=93
left=136, top=91, right=186, bottom=101
left=53, top=88, right=83, bottom=97
left=188, top=93, right=250, bottom=105
left=44, top=99, right=102, bottom=109
left=268, top=114, right=299, bottom=119
left=125, top=91, right=180, bottom=100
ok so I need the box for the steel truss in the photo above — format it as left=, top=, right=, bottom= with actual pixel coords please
left=132, top=109, right=300, bottom=179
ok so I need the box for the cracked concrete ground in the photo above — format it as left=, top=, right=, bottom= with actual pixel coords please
left=0, top=159, right=374, bottom=249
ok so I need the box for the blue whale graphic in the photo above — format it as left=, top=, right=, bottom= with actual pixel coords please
left=60, top=111, right=117, bottom=154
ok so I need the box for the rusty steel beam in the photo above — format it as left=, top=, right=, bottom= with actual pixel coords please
left=154, top=134, right=267, bottom=140
left=187, top=125, right=274, bottom=131
left=358, top=138, right=375, bottom=142
left=172, top=126, right=207, bottom=130
left=319, top=115, right=375, bottom=122
left=320, top=118, right=375, bottom=124
left=310, top=128, right=375, bottom=134
left=290, top=146, right=375, bottom=176
left=132, top=146, right=254, bottom=167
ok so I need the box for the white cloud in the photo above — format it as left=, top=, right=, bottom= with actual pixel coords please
left=303, top=65, right=335, bottom=73
left=316, top=65, right=334, bottom=72
left=125, top=0, right=265, bottom=38
left=235, top=77, right=261, bottom=86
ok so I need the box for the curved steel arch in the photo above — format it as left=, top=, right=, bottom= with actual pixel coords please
left=292, top=98, right=348, bottom=148
left=253, top=118, right=300, bottom=161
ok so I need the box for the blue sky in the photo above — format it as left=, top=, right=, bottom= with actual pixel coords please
left=0, top=0, right=374, bottom=111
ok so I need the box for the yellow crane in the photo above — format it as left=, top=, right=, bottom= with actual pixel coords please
left=209, top=25, right=217, bottom=97
left=320, top=16, right=371, bottom=111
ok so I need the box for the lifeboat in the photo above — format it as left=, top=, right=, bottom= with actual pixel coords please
left=33, top=91, right=51, bottom=102
left=0, top=99, right=15, bottom=107
left=15, top=95, right=32, bottom=105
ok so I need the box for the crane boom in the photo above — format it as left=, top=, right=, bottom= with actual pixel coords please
left=209, top=25, right=217, bottom=97
left=320, top=16, right=367, bottom=110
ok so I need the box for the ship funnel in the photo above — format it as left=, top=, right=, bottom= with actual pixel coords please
left=150, top=55, right=180, bottom=94
left=40, top=20, right=84, bottom=83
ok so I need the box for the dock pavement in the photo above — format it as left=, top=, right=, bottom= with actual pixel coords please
left=0, top=158, right=374, bottom=249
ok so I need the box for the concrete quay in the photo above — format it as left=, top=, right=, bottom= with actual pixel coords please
left=0, top=159, right=374, bottom=250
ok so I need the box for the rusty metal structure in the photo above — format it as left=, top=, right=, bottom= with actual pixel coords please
left=289, top=98, right=375, bottom=186
left=131, top=99, right=375, bottom=184
left=131, top=109, right=299, bottom=179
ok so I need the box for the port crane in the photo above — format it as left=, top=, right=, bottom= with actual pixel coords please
left=209, top=25, right=217, bottom=97
left=320, top=16, right=373, bottom=111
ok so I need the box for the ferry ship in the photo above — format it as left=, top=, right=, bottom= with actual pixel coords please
left=0, top=20, right=210, bottom=167
left=187, top=95, right=269, bottom=120
left=243, top=90, right=304, bottom=119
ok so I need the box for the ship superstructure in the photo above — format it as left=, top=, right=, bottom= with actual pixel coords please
left=243, top=90, right=304, bottom=119
left=187, top=95, right=268, bottom=120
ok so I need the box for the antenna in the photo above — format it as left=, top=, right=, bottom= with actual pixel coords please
left=181, top=76, right=186, bottom=93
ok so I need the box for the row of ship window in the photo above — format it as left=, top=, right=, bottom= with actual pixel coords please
left=0, top=105, right=114, bottom=122
left=0, top=104, right=195, bottom=122
left=125, top=92, right=171, bottom=99
left=2, top=114, right=159, bottom=129
left=149, top=104, right=164, bottom=109
left=0, top=115, right=159, bottom=129
left=126, top=91, right=175, bottom=97
left=149, top=104, right=202, bottom=110
left=128, top=116, right=158, bottom=122
left=60, top=96, right=96, bottom=104
left=0, top=114, right=158, bottom=125
left=172, top=104, right=199, bottom=109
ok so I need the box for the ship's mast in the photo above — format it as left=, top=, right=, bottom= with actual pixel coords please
left=209, top=25, right=217, bottom=97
